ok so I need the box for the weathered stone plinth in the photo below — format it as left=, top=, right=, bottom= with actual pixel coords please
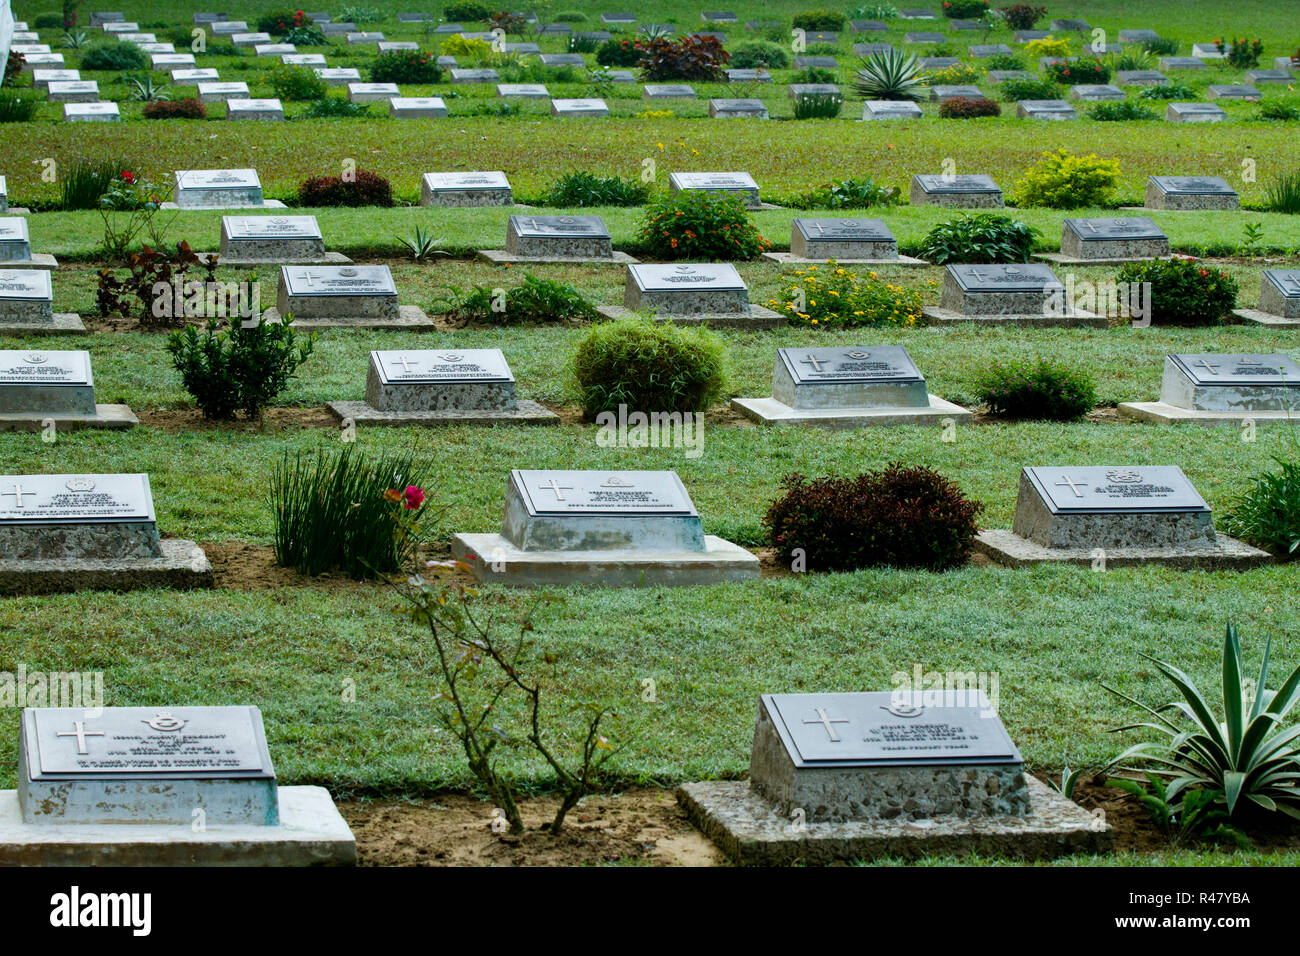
left=260, top=305, right=433, bottom=331
left=420, top=172, right=513, bottom=207
left=926, top=263, right=1104, bottom=327
left=1053, top=217, right=1170, bottom=262
left=1145, top=176, right=1239, bottom=210
left=910, top=174, right=1003, bottom=208
left=0, top=539, right=213, bottom=595
left=1119, top=353, right=1300, bottom=425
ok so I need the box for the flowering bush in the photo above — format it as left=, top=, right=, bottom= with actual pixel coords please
left=1014, top=148, right=1121, bottom=208
left=941, top=0, right=990, bottom=18
left=371, top=50, right=443, bottom=83
left=637, top=191, right=770, bottom=261
left=596, top=37, right=642, bottom=66
left=1023, top=37, right=1071, bottom=58
left=97, top=170, right=171, bottom=260
left=1116, top=257, right=1239, bottom=326
left=1045, top=57, right=1110, bottom=83
left=768, top=265, right=924, bottom=329
left=1216, top=37, right=1263, bottom=68
left=927, top=62, right=982, bottom=85
left=257, top=9, right=314, bottom=35
left=972, top=358, right=1097, bottom=419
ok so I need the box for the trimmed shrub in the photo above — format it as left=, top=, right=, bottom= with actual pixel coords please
left=1014, top=148, right=1121, bottom=208
left=918, top=213, right=1040, bottom=264
left=443, top=2, right=492, bottom=21
left=371, top=50, right=443, bottom=83
left=637, top=190, right=770, bottom=261
left=728, top=40, right=790, bottom=69
left=555, top=9, right=587, bottom=21
left=638, top=35, right=730, bottom=81
left=302, top=96, right=370, bottom=117
left=973, top=358, right=1097, bottom=419
left=1045, top=57, right=1110, bottom=83
left=764, top=465, right=983, bottom=572
left=792, top=10, right=847, bottom=31
left=792, top=66, right=838, bottom=83
left=768, top=264, right=923, bottom=328
left=1138, top=82, right=1195, bottom=100
left=596, top=37, right=642, bottom=66
left=1222, top=457, right=1300, bottom=559
left=982, top=53, right=1026, bottom=71
left=999, top=4, right=1045, bottom=30
left=571, top=318, right=727, bottom=419
left=257, top=9, right=315, bottom=35
left=269, top=64, right=328, bottom=101
left=297, top=169, right=394, bottom=207
left=439, top=34, right=493, bottom=60
left=165, top=316, right=315, bottom=421
left=545, top=171, right=650, bottom=206
left=938, top=96, right=1001, bottom=117
left=787, top=177, right=899, bottom=209
left=447, top=273, right=598, bottom=325
left=1115, top=257, right=1238, bottom=326
left=271, top=447, right=432, bottom=579
left=143, top=98, right=206, bottom=119
left=998, top=76, right=1059, bottom=101
left=1089, top=101, right=1158, bottom=121
left=79, top=42, right=148, bottom=71
left=1023, top=37, right=1070, bottom=58
left=941, top=0, right=989, bottom=17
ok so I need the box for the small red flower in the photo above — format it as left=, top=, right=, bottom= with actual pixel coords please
left=403, top=486, right=425, bottom=510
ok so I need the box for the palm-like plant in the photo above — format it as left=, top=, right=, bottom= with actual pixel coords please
left=853, top=48, right=924, bottom=101
left=125, top=75, right=172, bottom=102
left=61, top=30, right=90, bottom=49
left=1105, top=623, right=1300, bottom=821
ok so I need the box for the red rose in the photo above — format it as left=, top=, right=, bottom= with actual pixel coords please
left=403, top=486, right=425, bottom=510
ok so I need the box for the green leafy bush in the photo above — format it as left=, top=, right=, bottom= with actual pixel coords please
left=1216, top=37, right=1263, bottom=69
left=983, top=52, right=1026, bottom=70
left=1014, top=148, right=1121, bottom=208
left=143, top=98, right=206, bottom=119
left=1258, top=101, right=1300, bottom=121
left=447, top=273, right=598, bottom=325
left=0, top=91, right=39, bottom=122
left=297, top=169, right=393, bottom=207
left=764, top=465, right=983, bottom=572
left=793, top=91, right=843, bottom=118
left=1045, top=57, right=1110, bottom=84
left=443, top=2, right=491, bottom=21
left=792, top=66, right=837, bottom=83
left=271, top=448, right=432, bottom=579
left=1105, top=623, right=1300, bottom=824
left=941, top=0, right=989, bottom=18
left=918, top=213, right=1041, bottom=264
left=302, top=96, right=370, bottom=117
left=638, top=35, right=730, bottom=81
left=58, top=157, right=124, bottom=210
left=938, top=96, right=1001, bottom=117
left=787, top=177, right=899, bottom=209
left=257, top=9, right=315, bottom=34
left=848, top=3, right=899, bottom=18
left=999, top=3, right=1045, bottom=30
left=998, top=76, right=1059, bottom=101
left=79, top=42, right=148, bottom=71
left=544, top=171, right=650, bottom=206
left=1089, top=100, right=1158, bottom=121
left=337, top=4, right=384, bottom=23
left=728, top=40, right=790, bottom=69
left=1115, top=257, right=1238, bottom=325
left=792, top=10, right=847, bottom=31
left=282, top=24, right=330, bottom=45
left=1142, top=37, right=1180, bottom=56
left=853, top=48, right=924, bottom=100
left=371, top=50, right=443, bottom=83
left=571, top=318, right=727, bottom=419
left=638, top=191, right=770, bottom=261
left=555, top=9, right=587, bottom=21
left=34, top=13, right=67, bottom=29
left=767, top=264, right=923, bottom=328
left=165, top=316, right=315, bottom=420
left=973, top=357, right=1097, bottom=419
left=1139, top=83, right=1196, bottom=100
left=596, top=37, right=642, bottom=66
left=1264, top=169, right=1300, bottom=213
left=1223, top=457, right=1300, bottom=558
left=269, top=64, right=328, bottom=101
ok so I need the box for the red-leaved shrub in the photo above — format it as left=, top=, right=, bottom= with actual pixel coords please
left=297, top=169, right=394, bottom=207
left=939, top=96, right=1001, bottom=118
left=143, top=98, right=206, bottom=119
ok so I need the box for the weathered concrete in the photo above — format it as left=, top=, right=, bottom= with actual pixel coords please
left=0, top=539, right=214, bottom=595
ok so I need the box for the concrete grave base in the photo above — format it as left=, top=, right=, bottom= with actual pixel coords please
left=922, top=307, right=1106, bottom=328
left=0, top=314, right=86, bottom=336
left=0, top=539, right=214, bottom=595
left=195, top=251, right=351, bottom=267
left=973, top=529, right=1271, bottom=570
left=1234, top=308, right=1300, bottom=328
left=1036, top=253, right=1183, bottom=267
left=477, top=249, right=638, bottom=266
left=0, top=404, right=139, bottom=432
left=0, top=786, right=354, bottom=866
left=2, top=208, right=32, bottom=216
left=677, top=776, right=1110, bottom=865
left=730, top=394, right=972, bottom=428
left=761, top=251, right=929, bottom=267
left=1117, top=401, right=1300, bottom=426
left=259, top=305, right=434, bottom=331
left=160, top=200, right=287, bottom=210
left=326, top=399, right=558, bottom=427
left=0, top=254, right=58, bottom=270
left=596, top=304, right=785, bottom=330
left=451, top=532, right=760, bottom=588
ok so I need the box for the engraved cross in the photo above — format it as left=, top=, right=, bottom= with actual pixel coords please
left=1, top=483, right=37, bottom=508
left=1054, top=475, right=1087, bottom=498
left=801, top=354, right=827, bottom=373
left=537, top=478, right=574, bottom=501
left=803, top=707, right=850, bottom=742
left=56, top=721, right=106, bottom=755
left=1195, top=359, right=1220, bottom=376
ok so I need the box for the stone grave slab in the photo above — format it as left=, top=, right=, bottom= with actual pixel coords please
left=1121, top=353, right=1300, bottom=424
left=254, top=43, right=296, bottom=57
left=216, top=214, right=349, bottom=265
left=197, top=81, right=250, bottom=102
left=1040, top=216, right=1172, bottom=264
left=702, top=11, right=738, bottom=22
left=862, top=100, right=924, bottom=120
left=1017, top=99, right=1076, bottom=120
left=345, top=31, right=385, bottom=45
left=1013, top=30, right=1050, bottom=42
left=1051, top=19, right=1090, bottom=31
left=898, top=8, right=937, bottom=18
left=969, top=43, right=1013, bottom=57
left=1069, top=84, right=1124, bottom=101
left=150, top=53, right=196, bottom=68
left=905, top=31, right=945, bottom=43
left=0, top=177, right=8, bottom=215
left=1117, top=70, right=1167, bottom=86
left=597, top=263, right=783, bottom=329
left=601, top=13, right=636, bottom=23
left=948, top=18, right=983, bottom=30
left=90, top=12, right=126, bottom=25
left=974, top=466, right=1270, bottom=568
left=788, top=82, right=841, bottom=98
left=0, top=473, right=211, bottom=593
left=732, top=346, right=971, bottom=428
left=792, top=56, right=837, bottom=68
left=452, top=470, right=758, bottom=587
left=551, top=98, right=609, bottom=116
left=209, top=20, right=248, bottom=34
left=347, top=82, right=400, bottom=102
left=679, top=692, right=1108, bottom=865
left=282, top=53, right=327, bottom=66
left=63, top=102, right=119, bottom=122
left=379, top=42, right=420, bottom=53
left=1158, top=56, right=1206, bottom=71
left=919, top=57, right=961, bottom=69
left=853, top=43, right=893, bottom=56
left=315, top=68, right=362, bottom=85
left=1118, top=29, right=1161, bottom=43
left=171, top=168, right=284, bottom=210
left=926, top=263, right=1105, bottom=327
left=909, top=173, right=1003, bottom=208
left=1165, top=102, right=1227, bottom=123
left=0, top=706, right=353, bottom=864
left=421, top=171, right=513, bottom=207
left=327, top=349, right=558, bottom=427
left=480, top=214, right=635, bottom=265
left=709, top=98, right=768, bottom=118
left=668, top=171, right=762, bottom=209
left=19, top=54, right=66, bottom=70
left=724, top=68, right=773, bottom=83
left=0, top=350, right=137, bottom=431
left=1248, top=69, right=1293, bottom=84
left=0, top=270, right=85, bottom=335
left=930, top=84, right=986, bottom=101
left=0, top=218, right=57, bottom=271
left=31, top=69, right=81, bottom=91
left=265, top=265, right=432, bottom=330
left=851, top=20, right=888, bottom=32
left=1145, top=175, right=1238, bottom=210
left=1191, top=43, right=1226, bottom=58
left=450, top=68, right=499, bottom=83
left=762, top=218, right=928, bottom=266
left=390, top=97, right=448, bottom=118
left=226, top=98, right=285, bottom=121
left=498, top=83, right=549, bottom=98
left=172, top=68, right=221, bottom=83
left=1207, top=84, right=1262, bottom=100
left=644, top=84, right=697, bottom=99
left=45, top=80, right=99, bottom=103
left=1234, top=270, right=1300, bottom=327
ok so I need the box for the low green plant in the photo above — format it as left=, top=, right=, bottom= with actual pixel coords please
left=1115, top=257, right=1238, bottom=325
left=1105, top=623, right=1300, bottom=824
left=124, top=73, right=171, bottom=102
left=638, top=190, right=770, bottom=261
left=941, top=0, right=989, bottom=18
left=445, top=274, right=598, bottom=325
left=269, top=64, right=328, bottom=101
left=337, top=5, right=384, bottom=23
left=1023, top=37, right=1070, bottom=58
left=595, top=36, right=641, bottom=67
left=371, top=50, right=443, bottom=84
left=1258, top=101, right=1300, bottom=122
left=1139, top=82, right=1196, bottom=100
left=1014, top=148, right=1121, bottom=209
left=792, top=10, right=846, bottom=31
left=271, top=448, right=432, bottom=579
left=1089, top=100, right=1158, bottom=121
left=1223, top=456, right=1300, bottom=558
left=788, top=177, right=899, bottom=209
left=544, top=171, right=650, bottom=207
left=972, top=357, right=1098, bottom=419
left=58, top=157, right=124, bottom=210
left=999, top=4, right=1045, bottom=30
left=917, top=213, right=1041, bottom=264
left=998, top=75, right=1059, bottom=101
left=0, top=91, right=39, bottom=122
left=1263, top=169, right=1300, bottom=213
left=165, top=316, right=316, bottom=421
left=61, top=30, right=91, bottom=48
left=282, top=25, right=330, bottom=46
left=982, top=52, right=1026, bottom=71
left=853, top=47, right=924, bottom=100
left=1142, top=37, right=1180, bottom=56
left=79, top=42, right=148, bottom=71
left=728, top=40, right=790, bottom=69
left=443, top=1, right=491, bottom=21
left=1113, top=51, right=1152, bottom=71
left=554, top=9, right=588, bottom=21
left=793, top=91, right=843, bottom=119
left=847, top=3, right=898, bottom=18
left=767, top=263, right=923, bottom=328
left=791, top=66, right=837, bottom=83
left=302, top=96, right=370, bottom=117
left=395, top=226, right=449, bottom=262
left=1215, top=37, right=1263, bottom=69
left=1045, top=56, right=1109, bottom=84
left=257, top=9, right=316, bottom=34
left=571, top=318, right=727, bottom=419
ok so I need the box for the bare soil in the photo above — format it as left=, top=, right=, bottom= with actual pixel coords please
left=139, top=406, right=339, bottom=432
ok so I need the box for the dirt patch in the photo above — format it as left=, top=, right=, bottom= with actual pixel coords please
left=341, top=788, right=726, bottom=867
left=970, top=406, right=1124, bottom=426
left=139, top=406, right=339, bottom=432
left=202, top=540, right=475, bottom=592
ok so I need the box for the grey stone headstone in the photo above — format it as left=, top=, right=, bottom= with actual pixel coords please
left=539, top=53, right=584, bottom=66
left=0, top=269, right=54, bottom=325
left=772, top=346, right=928, bottom=410
left=421, top=171, right=512, bottom=207
left=220, top=215, right=324, bottom=260
left=1117, top=70, right=1168, bottom=86
left=516, top=469, right=695, bottom=516
left=46, top=80, right=100, bottom=102
left=1146, top=175, right=1238, bottom=210
left=919, top=57, right=960, bottom=69
left=551, top=98, right=609, bottom=116
left=1117, top=29, right=1160, bottom=42
left=1070, top=84, right=1124, bottom=100
left=64, top=102, right=120, bottom=121
left=1013, top=30, right=1049, bottom=42
left=1207, top=84, right=1261, bottom=100
left=1051, top=19, right=1090, bottom=31
left=851, top=20, right=887, bottom=31
left=702, top=11, right=738, bottom=22
left=905, top=31, right=945, bottom=43
left=724, top=68, right=773, bottom=83
left=910, top=174, right=1003, bottom=208
left=853, top=43, right=893, bottom=56
left=1161, top=353, right=1300, bottom=412
left=930, top=84, right=985, bottom=101
left=1246, top=69, right=1294, bottom=84
left=969, top=43, right=1013, bottom=57
left=1171, top=353, right=1300, bottom=387
left=197, top=82, right=249, bottom=102
left=0, top=472, right=162, bottom=560
left=951, top=263, right=1062, bottom=293
left=498, top=83, right=549, bottom=98
left=1017, top=100, right=1076, bottom=119
left=709, top=98, right=768, bottom=118
left=644, top=83, right=697, bottom=98
left=791, top=217, right=897, bottom=258
left=366, top=349, right=518, bottom=412
left=939, top=263, right=1065, bottom=315
left=506, top=214, right=613, bottom=258
left=278, top=265, right=400, bottom=322
left=1025, top=466, right=1208, bottom=514
left=625, top=262, right=750, bottom=314
left=389, top=97, right=448, bottom=118
left=601, top=13, right=637, bottom=23
left=0, top=218, right=32, bottom=261
left=792, top=56, right=837, bottom=68
left=947, top=18, right=983, bottom=30
left=1061, top=217, right=1169, bottom=259
left=175, top=169, right=264, bottom=208
left=1165, top=102, right=1227, bottom=123
left=1259, top=271, right=1300, bottom=318
left=0, top=350, right=95, bottom=416
left=450, top=68, right=499, bottom=83
left=862, top=100, right=924, bottom=120
left=1159, top=56, right=1205, bottom=70
left=19, top=706, right=277, bottom=825
left=668, top=171, right=760, bottom=208
left=315, top=68, right=362, bottom=85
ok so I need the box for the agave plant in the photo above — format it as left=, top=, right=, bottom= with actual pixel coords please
left=61, top=30, right=90, bottom=49
left=395, top=226, right=449, bottom=263
left=853, top=48, right=924, bottom=101
left=125, top=75, right=172, bottom=103
left=1105, top=623, right=1300, bottom=820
